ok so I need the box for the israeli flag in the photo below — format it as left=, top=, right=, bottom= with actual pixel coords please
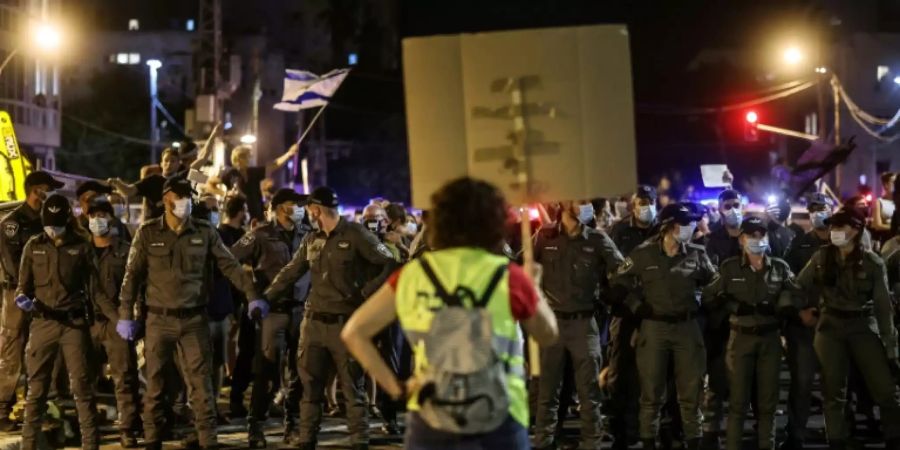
left=274, top=68, right=350, bottom=112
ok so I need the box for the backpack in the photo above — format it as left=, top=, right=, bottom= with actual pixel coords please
left=414, top=257, right=511, bottom=434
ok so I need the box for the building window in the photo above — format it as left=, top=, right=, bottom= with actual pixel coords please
left=128, top=19, right=139, bottom=31
left=128, top=53, right=141, bottom=64
left=186, top=19, right=195, bottom=31
left=116, top=53, right=128, bottom=64
left=877, top=65, right=889, bottom=82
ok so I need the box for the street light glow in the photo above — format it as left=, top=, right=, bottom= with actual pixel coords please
left=32, top=22, right=63, bottom=52
left=893, top=76, right=900, bottom=85
left=146, top=59, right=162, bottom=70
left=745, top=111, right=758, bottom=124
left=783, top=47, right=803, bottom=65
left=240, top=134, right=257, bottom=144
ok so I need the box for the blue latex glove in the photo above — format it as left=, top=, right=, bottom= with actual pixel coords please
left=116, top=320, right=140, bottom=341
left=14, top=295, right=34, bottom=312
left=248, top=299, right=270, bottom=320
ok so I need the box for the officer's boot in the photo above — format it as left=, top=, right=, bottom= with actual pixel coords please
left=684, top=439, right=701, bottom=450
left=298, top=440, right=317, bottom=450
left=283, top=417, right=300, bottom=446
left=699, top=432, right=719, bottom=450
left=658, top=427, right=674, bottom=450
left=641, top=439, right=657, bottom=449
left=119, top=431, right=139, bottom=448
left=247, top=421, right=266, bottom=449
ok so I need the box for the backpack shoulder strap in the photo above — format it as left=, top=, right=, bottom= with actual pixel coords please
left=474, top=264, right=508, bottom=308
left=419, top=256, right=462, bottom=307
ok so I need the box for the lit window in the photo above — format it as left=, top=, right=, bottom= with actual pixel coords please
left=186, top=19, right=195, bottom=31
left=877, top=65, right=889, bottom=82
left=116, top=53, right=128, bottom=64
left=129, top=53, right=141, bottom=64
left=128, top=19, right=139, bottom=31
left=348, top=52, right=358, bottom=65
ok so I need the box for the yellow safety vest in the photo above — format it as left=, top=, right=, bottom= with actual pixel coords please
left=0, top=111, right=32, bottom=201
left=395, top=247, right=529, bottom=427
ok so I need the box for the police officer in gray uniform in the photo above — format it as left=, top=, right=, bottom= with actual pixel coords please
left=15, top=194, right=116, bottom=450
left=0, top=171, right=63, bottom=430
left=780, top=193, right=833, bottom=450
left=86, top=199, right=141, bottom=448
left=702, top=217, right=797, bottom=450
left=611, top=203, right=717, bottom=450
left=265, top=186, right=398, bottom=450
left=533, top=200, right=623, bottom=450
left=117, top=178, right=265, bottom=450
left=606, top=185, right=657, bottom=449
left=230, top=188, right=308, bottom=447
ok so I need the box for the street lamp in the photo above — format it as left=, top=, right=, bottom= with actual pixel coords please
left=783, top=46, right=804, bottom=65
left=147, top=59, right=162, bottom=163
left=0, top=22, right=64, bottom=76
left=240, top=134, right=257, bottom=145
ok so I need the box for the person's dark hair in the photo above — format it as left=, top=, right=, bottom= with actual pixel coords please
left=224, top=195, right=247, bottom=220
left=822, top=229, right=864, bottom=287
left=385, top=203, right=406, bottom=223
left=881, top=171, right=895, bottom=187
left=429, top=177, right=507, bottom=251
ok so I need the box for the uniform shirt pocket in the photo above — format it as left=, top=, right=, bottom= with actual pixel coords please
left=31, top=252, right=51, bottom=287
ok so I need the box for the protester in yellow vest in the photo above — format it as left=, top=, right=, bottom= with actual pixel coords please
left=342, top=177, right=558, bottom=449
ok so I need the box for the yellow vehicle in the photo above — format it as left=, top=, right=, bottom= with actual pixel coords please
left=0, top=111, right=33, bottom=202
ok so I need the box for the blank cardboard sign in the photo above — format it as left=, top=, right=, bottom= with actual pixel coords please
left=403, top=25, right=637, bottom=208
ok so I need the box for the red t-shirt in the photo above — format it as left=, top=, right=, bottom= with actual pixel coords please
left=387, top=262, right=538, bottom=320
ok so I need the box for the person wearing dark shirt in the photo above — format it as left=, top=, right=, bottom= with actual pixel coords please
left=210, top=143, right=298, bottom=221
left=765, top=197, right=796, bottom=259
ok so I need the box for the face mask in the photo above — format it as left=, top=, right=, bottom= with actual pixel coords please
left=290, top=206, right=305, bottom=224
left=637, top=205, right=656, bottom=223
left=811, top=211, right=830, bottom=229
left=405, top=221, right=419, bottom=235
left=745, top=237, right=768, bottom=255
left=88, top=217, right=109, bottom=236
left=44, top=226, right=65, bottom=239
left=172, top=198, right=191, bottom=219
left=675, top=222, right=696, bottom=243
left=113, top=204, right=127, bottom=218
left=724, top=208, right=742, bottom=227
left=209, top=212, right=220, bottom=227
left=577, top=204, right=595, bottom=224
left=830, top=230, right=851, bottom=247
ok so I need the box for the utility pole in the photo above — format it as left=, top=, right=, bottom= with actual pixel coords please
left=832, top=75, right=842, bottom=195
left=196, top=0, right=223, bottom=134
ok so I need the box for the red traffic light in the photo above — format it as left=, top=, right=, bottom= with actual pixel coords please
left=745, top=111, right=758, bottom=124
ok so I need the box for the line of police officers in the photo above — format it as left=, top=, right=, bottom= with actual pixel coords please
left=1, top=170, right=899, bottom=450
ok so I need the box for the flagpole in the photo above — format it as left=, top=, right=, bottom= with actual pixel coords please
left=295, top=104, right=328, bottom=192
left=296, top=105, right=328, bottom=146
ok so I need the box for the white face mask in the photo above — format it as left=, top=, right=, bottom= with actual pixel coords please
left=44, top=226, right=65, bottom=239
left=830, top=230, right=851, bottom=247
left=113, top=204, right=127, bottom=218
left=578, top=204, right=595, bottom=224
left=745, top=237, right=769, bottom=255
left=637, top=205, right=656, bottom=223
left=209, top=212, right=220, bottom=227
left=675, top=222, right=697, bottom=243
left=88, top=217, right=109, bottom=237
left=724, top=208, right=743, bottom=227
left=811, top=211, right=830, bottom=229
left=405, top=221, right=418, bottom=235
left=172, top=198, right=192, bottom=219
left=290, top=206, right=306, bottom=224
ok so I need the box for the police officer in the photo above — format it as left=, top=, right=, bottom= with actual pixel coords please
left=86, top=198, right=141, bottom=448
left=765, top=196, right=795, bottom=259
left=611, top=203, right=717, bottom=450
left=265, top=186, right=398, bottom=450
left=795, top=208, right=900, bottom=450
left=532, top=199, right=622, bottom=450
left=117, top=177, right=265, bottom=450
left=701, top=189, right=744, bottom=448
left=780, top=193, right=832, bottom=450
left=702, top=217, right=797, bottom=450
left=606, top=185, right=657, bottom=449
left=230, top=188, right=308, bottom=447
left=0, top=170, right=63, bottom=431
left=15, top=194, right=116, bottom=450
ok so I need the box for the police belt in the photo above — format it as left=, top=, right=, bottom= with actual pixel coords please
left=645, top=311, right=697, bottom=323
left=147, top=304, right=207, bottom=319
left=270, top=301, right=302, bottom=314
left=733, top=303, right=777, bottom=317
left=306, top=311, right=349, bottom=324
left=731, top=323, right=780, bottom=335
left=553, top=310, right=595, bottom=320
left=823, top=307, right=872, bottom=319
left=32, top=300, right=86, bottom=323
